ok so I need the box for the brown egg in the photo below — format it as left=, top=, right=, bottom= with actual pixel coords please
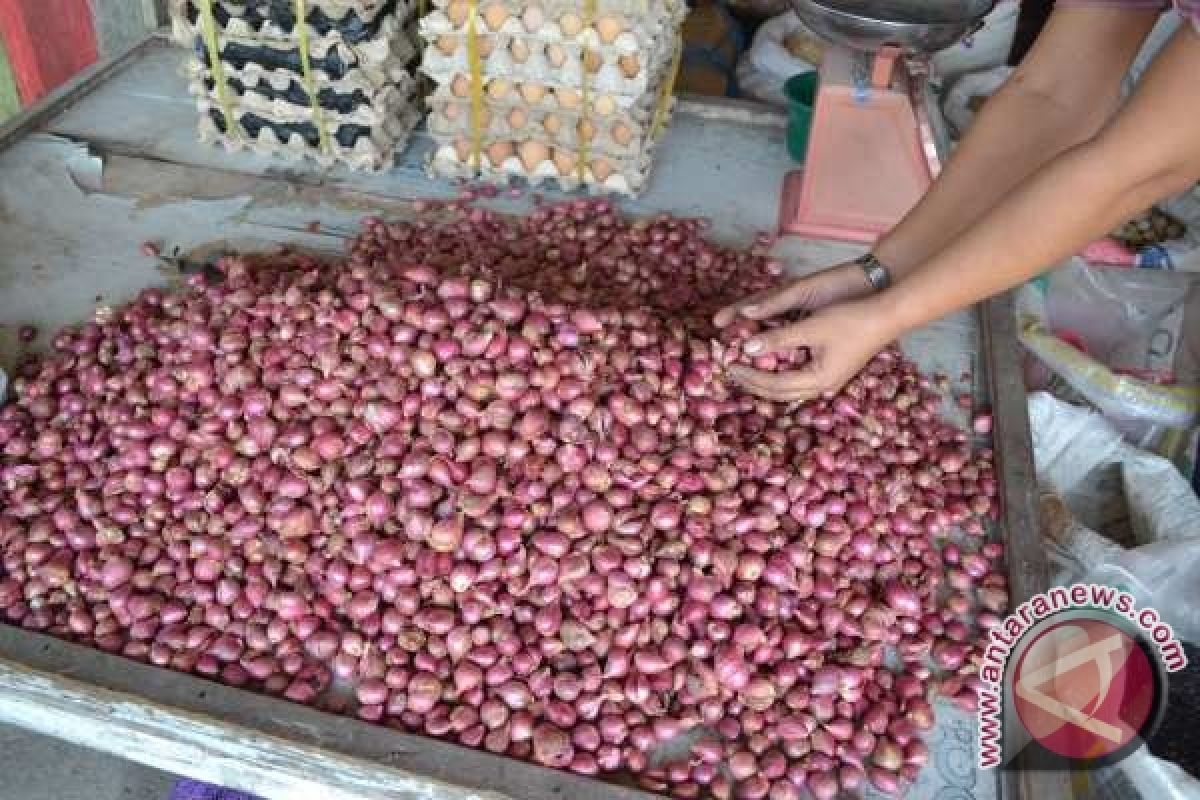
left=556, top=87, right=581, bottom=109
left=577, top=118, right=596, bottom=142
left=487, top=77, right=512, bottom=100
left=478, top=107, right=494, bottom=127
left=594, top=94, right=616, bottom=116
left=443, top=103, right=462, bottom=122
left=543, top=114, right=562, bottom=135
left=519, top=82, right=547, bottom=104
left=553, top=149, right=578, bottom=176
left=446, top=0, right=469, bottom=26
left=559, top=12, right=582, bottom=36
left=595, top=15, right=624, bottom=44
left=591, top=158, right=613, bottom=181
left=509, top=38, right=530, bottom=63
left=583, top=49, right=603, bottom=73
left=436, top=34, right=458, bottom=55
left=546, top=43, right=566, bottom=68
left=477, top=37, right=495, bottom=56
left=611, top=121, right=632, bottom=145
left=521, top=5, right=544, bottom=32
left=618, top=53, right=640, bottom=79
left=451, top=74, right=471, bottom=97
left=486, top=141, right=514, bottom=163
left=453, top=138, right=471, bottom=160
left=518, top=140, right=550, bottom=170
left=482, top=3, right=510, bottom=30
left=507, top=107, right=528, bottom=129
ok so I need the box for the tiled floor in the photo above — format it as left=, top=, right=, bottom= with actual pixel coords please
left=0, top=726, right=175, bottom=800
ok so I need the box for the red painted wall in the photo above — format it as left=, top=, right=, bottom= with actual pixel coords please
left=0, top=0, right=98, bottom=106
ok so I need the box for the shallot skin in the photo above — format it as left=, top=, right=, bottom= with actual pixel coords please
left=0, top=197, right=1003, bottom=799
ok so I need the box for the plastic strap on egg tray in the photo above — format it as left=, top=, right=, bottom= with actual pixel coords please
left=466, top=0, right=484, bottom=170
left=649, top=34, right=680, bottom=141
left=576, top=0, right=595, bottom=184
left=197, top=0, right=243, bottom=140
left=294, top=0, right=333, bottom=154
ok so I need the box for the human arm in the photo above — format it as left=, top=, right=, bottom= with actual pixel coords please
left=714, top=6, right=1160, bottom=327
left=731, top=25, right=1200, bottom=402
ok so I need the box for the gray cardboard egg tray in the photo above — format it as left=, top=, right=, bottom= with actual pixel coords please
left=169, top=0, right=410, bottom=46
left=172, top=13, right=417, bottom=84
left=419, top=30, right=677, bottom=97
left=188, top=71, right=418, bottom=126
left=198, top=100, right=421, bottom=169
left=180, top=41, right=418, bottom=99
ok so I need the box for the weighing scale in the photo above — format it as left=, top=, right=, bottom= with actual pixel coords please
left=779, top=0, right=994, bottom=243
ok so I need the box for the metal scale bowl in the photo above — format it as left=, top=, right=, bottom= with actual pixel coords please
left=779, top=0, right=994, bottom=242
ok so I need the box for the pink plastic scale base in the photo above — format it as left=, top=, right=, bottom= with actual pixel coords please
left=780, top=73, right=933, bottom=243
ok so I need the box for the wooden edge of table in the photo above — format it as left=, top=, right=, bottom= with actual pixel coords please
left=0, top=626, right=663, bottom=800
left=982, top=294, right=1074, bottom=800
left=0, top=33, right=166, bottom=152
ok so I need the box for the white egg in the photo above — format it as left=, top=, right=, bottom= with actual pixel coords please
left=559, top=12, right=582, bottom=35
left=521, top=5, right=544, bottom=32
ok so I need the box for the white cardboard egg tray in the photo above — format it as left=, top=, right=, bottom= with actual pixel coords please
left=419, top=0, right=685, bottom=53
left=174, top=13, right=418, bottom=84
left=426, top=111, right=675, bottom=194
left=188, top=71, right=418, bottom=127
left=198, top=102, right=421, bottom=170
left=425, top=64, right=677, bottom=115
left=426, top=82, right=675, bottom=156
left=419, top=30, right=676, bottom=97
left=428, top=139, right=655, bottom=195
left=429, top=0, right=682, bottom=21
left=171, top=0, right=414, bottom=48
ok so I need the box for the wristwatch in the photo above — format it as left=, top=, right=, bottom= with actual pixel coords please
left=855, top=252, right=893, bottom=292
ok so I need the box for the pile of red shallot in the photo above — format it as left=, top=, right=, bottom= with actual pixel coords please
left=0, top=196, right=1005, bottom=799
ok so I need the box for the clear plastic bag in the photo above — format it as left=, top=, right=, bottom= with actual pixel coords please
left=1018, top=261, right=1200, bottom=432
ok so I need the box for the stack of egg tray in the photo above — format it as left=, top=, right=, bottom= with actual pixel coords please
left=172, top=0, right=423, bottom=170
left=419, top=0, right=686, bottom=195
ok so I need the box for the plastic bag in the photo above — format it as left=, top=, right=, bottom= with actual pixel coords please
left=931, top=1, right=1019, bottom=82
left=1082, top=748, right=1200, bottom=800
left=734, top=12, right=820, bottom=108
left=1018, top=261, right=1200, bottom=432
left=941, top=66, right=1011, bottom=138
left=1031, top=392, right=1200, bottom=643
